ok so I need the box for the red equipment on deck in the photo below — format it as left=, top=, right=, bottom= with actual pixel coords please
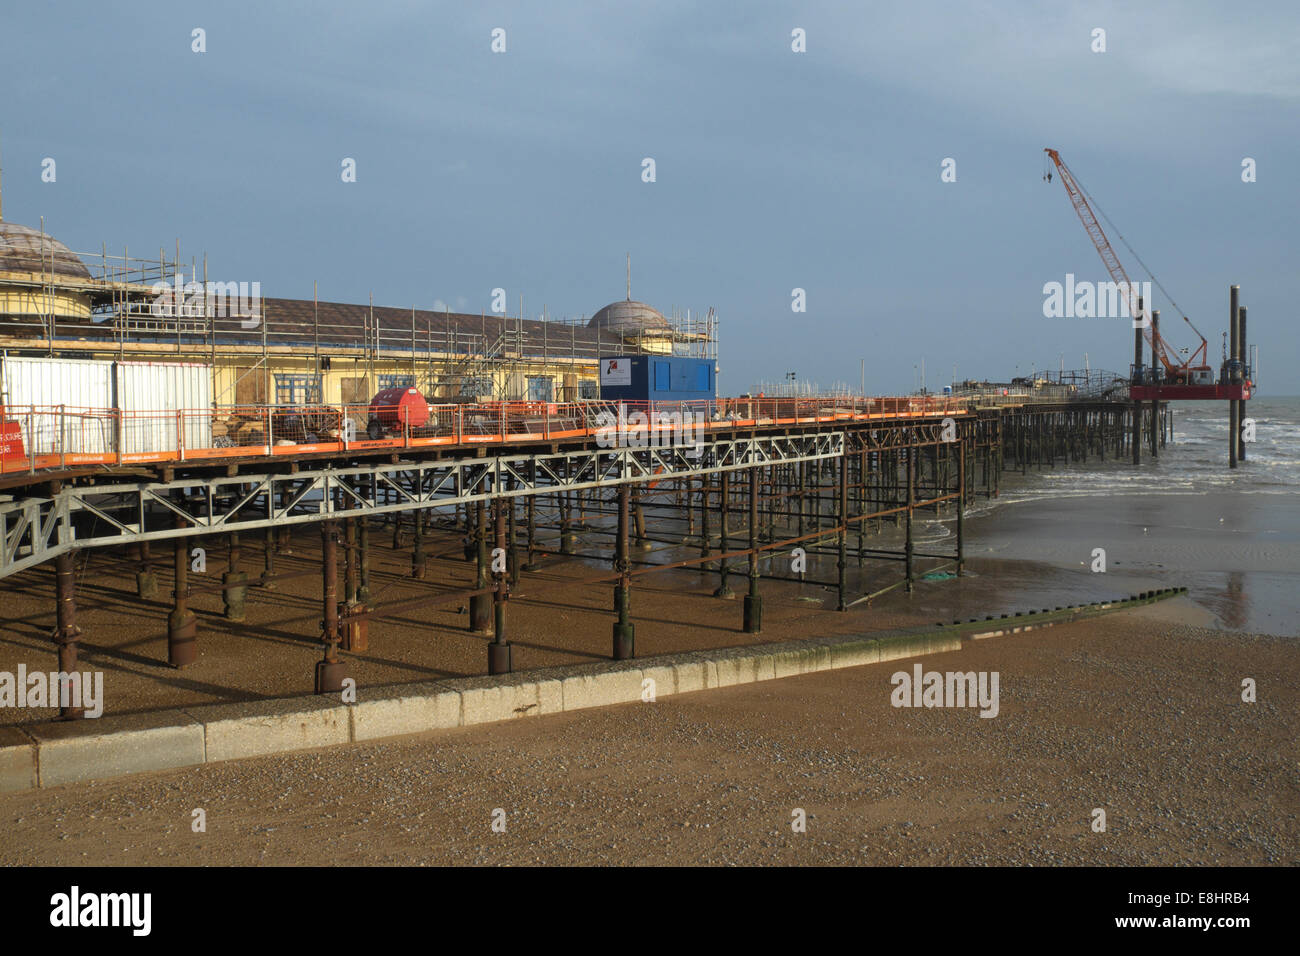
left=369, top=387, right=430, bottom=430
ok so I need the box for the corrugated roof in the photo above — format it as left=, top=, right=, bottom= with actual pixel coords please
left=1, top=292, right=630, bottom=358
left=226, top=297, right=629, bottom=355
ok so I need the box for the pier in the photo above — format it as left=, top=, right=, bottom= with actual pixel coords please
left=0, top=389, right=1161, bottom=712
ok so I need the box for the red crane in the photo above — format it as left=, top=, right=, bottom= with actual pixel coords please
left=1043, top=148, right=1211, bottom=385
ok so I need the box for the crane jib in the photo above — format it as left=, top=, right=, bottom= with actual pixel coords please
left=1044, top=148, right=1209, bottom=377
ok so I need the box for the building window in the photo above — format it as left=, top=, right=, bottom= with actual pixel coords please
left=275, top=375, right=321, bottom=405
left=378, top=374, right=415, bottom=392
left=461, top=376, right=494, bottom=398
left=526, top=376, right=554, bottom=402
left=578, top=379, right=598, bottom=399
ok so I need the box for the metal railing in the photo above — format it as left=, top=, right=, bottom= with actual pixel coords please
left=0, top=394, right=971, bottom=475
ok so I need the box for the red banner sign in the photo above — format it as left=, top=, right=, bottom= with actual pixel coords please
left=1, top=421, right=25, bottom=463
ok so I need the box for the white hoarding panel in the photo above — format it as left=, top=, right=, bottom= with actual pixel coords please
left=115, top=362, right=213, bottom=454
left=0, top=356, right=114, bottom=455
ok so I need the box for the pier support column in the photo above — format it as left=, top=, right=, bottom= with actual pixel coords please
left=522, top=489, right=539, bottom=572
left=52, top=551, right=84, bottom=719
left=277, top=487, right=294, bottom=553
left=341, top=517, right=367, bottom=653
left=222, top=532, right=248, bottom=622
left=411, top=509, right=427, bottom=578
left=1229, top=286, right=1239, bottom=469
left=560, top=464, right=575, bottom=554
left=699, top=475, right=711, bottom=578
left=612, top=483, right=635, bottom=659
left=471, top=499, right=492, bottom=633
left=905, top=442, right=915, bottom=592
left=714, top=471, right=733, bottom=598
left=489, top=497, right=512, bottom=674
left=135, top=542, right=158, bottom=599
left=357, top=517, right=371, bottom=604
left=168, top=530, right=197, bottom=668
left=836, top=452, right=848, bottom=611
left=1237, top=305, right=1248, bottom=462
left=1132, top=297, right=1144, bottom=466
left=957, top=440, right=966, bottom=575
left=1150, top=310, right=1160, bottom=460
left=261, top=527, right=276, bottom=590
left=314, top=520, right=348, bottom=694
left=507, top=483, right=519, bottom=587
left=744, top=466, right=762, bottom=633
left=632, top=484, right=649, bottom=550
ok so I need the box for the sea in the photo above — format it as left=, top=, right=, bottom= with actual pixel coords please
left=902, top=397, right=1300, bottom=637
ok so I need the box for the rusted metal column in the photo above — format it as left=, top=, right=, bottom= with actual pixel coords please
left=714, top=470, right=733, bottom=598
left=632, top=483, right=648, bottom=550
left=686, top=475, right=697, bottom=540
left=1132, top=297, right=1144, bottom=466
left=905, top=443, right=915, bottom=592
left=699, top=474, right=711, bottom=573
left=744, top=465, right=762, bottom=633
left=357, top=517, right=371, bottom=603
left=1229, top=286, right=1240, bottom=468
left=344, top=518, right=358, bottom=604
left=507, top=481, right=519, bottom=586
left=411, top=508, right=426, bottom=578
left=341, top=517, right=368, bottom=652
left=222, top=532, right=247, bottom=621
left=957, top=440, right=966, bottom=575
left=1150, top=310, right=1160, bottom=459
left=315, top=520, right=348, bottom=693
left=523, top=490, right=538, bottom=572
left=612, top=482, right=635, bottom=659
left=471, top=498, right=492, bottom=632
left=857, top=448, right=867, bottom=566
left=277, top=487, right=294, bottom=553
left=836, top=451, right=848, bottom=611
left=488, top=496, right=512, bottom=674
left=135, top=541, right=158, bottom=599
left=559, top=462, right=574, bottom=554
left=168, top=529, right=197, bottom=668
left=261, top=526, right=276, bottom=590
left=52, top=551, right=84, bottom=719
left=795, top=460, right=807, bottom=579
left=1237, top=305, right=1248, bottom=461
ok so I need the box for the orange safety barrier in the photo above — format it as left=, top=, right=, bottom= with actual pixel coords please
left=0, top=395, right=971, bottom=476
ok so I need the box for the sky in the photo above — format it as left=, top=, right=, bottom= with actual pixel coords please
left=2, top=0, right=1297, bottom=394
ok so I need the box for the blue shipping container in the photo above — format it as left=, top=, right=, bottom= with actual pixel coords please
left=598, top=355, right=716, bottom=406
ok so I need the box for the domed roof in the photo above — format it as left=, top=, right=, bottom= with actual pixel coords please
left=0, top=221, right=92, bottom=280
left=587, top=299, right=671, bottom=335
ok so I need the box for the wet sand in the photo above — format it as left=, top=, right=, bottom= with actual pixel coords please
left=0, top=519, right=943, bottom=723
left=0, top=487, right=1292, bottom=723
left=1, top=599, right=1293, bottom=866
left=952, top=490, right=1300, bottom=637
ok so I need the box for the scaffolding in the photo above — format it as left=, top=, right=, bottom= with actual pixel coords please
left=0, top=240, right=719, bottom=405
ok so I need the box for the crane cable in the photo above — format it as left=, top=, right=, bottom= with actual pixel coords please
left=1066, top=165, right=1208, bottom=347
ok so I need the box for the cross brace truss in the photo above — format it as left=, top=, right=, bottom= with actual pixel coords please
left=1, top=431, right=845, bottom=578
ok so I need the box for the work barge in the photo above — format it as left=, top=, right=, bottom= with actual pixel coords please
left=0, top=385, right=1164, bottom=718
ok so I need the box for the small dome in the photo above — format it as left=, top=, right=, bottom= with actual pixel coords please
left=0, top=221, right=92, bottom=280
left=587, top=299, right=670, bottom=335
